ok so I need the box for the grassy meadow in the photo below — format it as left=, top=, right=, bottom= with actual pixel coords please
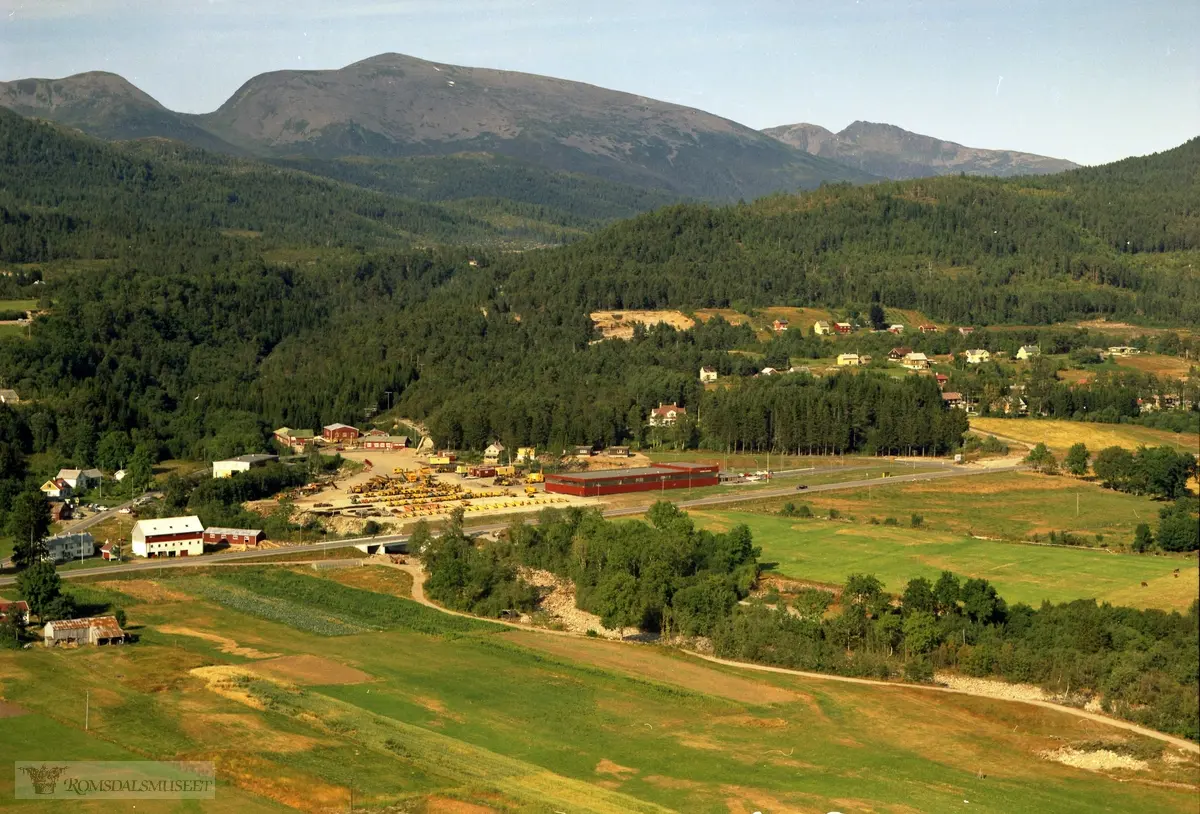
left=1, top=567, right=1195, bottom=812
left=737, top=470, right=1167, bottom=543
left=689, top=509, right=1197, bottom=611
left=970, top=417, right=1196, bottom=454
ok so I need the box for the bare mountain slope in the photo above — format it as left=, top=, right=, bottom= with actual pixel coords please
left=0, top=71, right=239, bottom=153
left=189, top=53, right=873, bottom=199
left=764, top=120, right=1078, bottom=179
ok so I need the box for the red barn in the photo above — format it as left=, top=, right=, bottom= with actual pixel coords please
left=833, top=322, right=853, bottom=334
left=323, top=423, right=361, bottom=442
left=203, top=527, right=265, bottom=547
left=546, top=462, right=719, bottom=497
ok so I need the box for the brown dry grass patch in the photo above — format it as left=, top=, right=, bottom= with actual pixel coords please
left=721, top=786, right=809, bottom=814
left=0, top=699, right=28, bottom=717
left=190, top=665, right=269, bottom=709
left=158, top=625, right=280, bottom=659
left=221, top=754, right=348, bottom=813
left=94, top=579, right=191, bottom=602
left=590, top=310, right=694, bottom=340
left=252, top=654, right=371, bottom=686
left=180, top=712, right=321, bottom=753
left=504, top=631, right=798, bottom=704
left=324, top=564, right=413, bottom=597
left=1115, top=354, right=1195, bottom=379
left=595, top=759, right=638, bottom=777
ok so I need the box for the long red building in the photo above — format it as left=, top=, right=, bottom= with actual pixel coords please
left=545, top=462, right=719, bottom=497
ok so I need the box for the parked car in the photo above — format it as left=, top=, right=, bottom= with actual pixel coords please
left=796, top=484, right=808, bottom=491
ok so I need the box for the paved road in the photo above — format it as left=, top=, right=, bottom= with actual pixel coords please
left=0, top=463, right=1022, bottom=587
left=61, top=497, right=143, bottom=535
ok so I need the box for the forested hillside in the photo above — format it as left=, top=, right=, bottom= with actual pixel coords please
left=0, top=109, right=581, bottom=253
left=501, top=138, right=1200, bottom=326
left=0, top=112, right=1195, bottom=475
left=275, top=153, right=680, bottom=234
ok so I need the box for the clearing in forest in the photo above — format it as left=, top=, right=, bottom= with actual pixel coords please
left=589, top=310, right=694, bottom=340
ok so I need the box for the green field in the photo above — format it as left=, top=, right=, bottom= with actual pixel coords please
left=0, top=323, right=29, bottom=339
left=0, top=299, right=37, bottom=311
left=691, top=510, right=1197, bottom=611
left=1, top=569, right=1194, bottom=812
left=738, top=470, right=1168, bottom=543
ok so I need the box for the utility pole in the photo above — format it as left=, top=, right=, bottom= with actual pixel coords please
left=85, top=690, right=90, bottom=731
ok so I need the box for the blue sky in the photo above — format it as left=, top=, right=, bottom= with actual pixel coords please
left=1, top=0, right=1196, bottom=165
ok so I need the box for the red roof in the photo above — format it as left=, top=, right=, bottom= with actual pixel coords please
left=0, top=599, right=29, bottom=616
left=651, top=403, right=686, bottom=417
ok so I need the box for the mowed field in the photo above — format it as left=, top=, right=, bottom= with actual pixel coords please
left=691, top=507, right=1197, bottom=611
left=739, top=470, right=1168, bottom=544
left=1114, top=353, right=1196, bottom=379
left=2, top=569, right=1196, bottom=813
left=970, top=417, right=1197, bottom=454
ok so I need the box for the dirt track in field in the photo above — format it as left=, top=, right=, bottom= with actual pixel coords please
left=388, top=562, right=1200, bottom=754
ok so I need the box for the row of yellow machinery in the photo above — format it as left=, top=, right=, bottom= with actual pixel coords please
left=390, top=496, right=570, bottom=518
left=343, top=471, right=545, bottom=518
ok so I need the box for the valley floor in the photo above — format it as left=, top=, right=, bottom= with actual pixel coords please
left=2, top=561, right=1197, bottom=813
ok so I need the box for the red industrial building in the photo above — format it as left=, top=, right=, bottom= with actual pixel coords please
left=362, top=435, right=408, bottom=451
left=545, top=462, right=719, bottom=497
left=323, top=423, right=361, bottom=442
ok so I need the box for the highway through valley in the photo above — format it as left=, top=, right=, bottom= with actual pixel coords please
left=0, top=462, right=1022, bottom=586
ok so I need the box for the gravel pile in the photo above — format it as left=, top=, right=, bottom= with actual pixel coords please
left=521, top=568, right=637, bottom=639
left=1040, top=747, right=1149, bottom=772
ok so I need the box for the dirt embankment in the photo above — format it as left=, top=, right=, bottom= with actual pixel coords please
left=589, top=310, right=694, bottom=341
left=519, top=568, right=638, bottom=639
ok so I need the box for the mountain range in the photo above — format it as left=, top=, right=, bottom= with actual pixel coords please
left=3, top=53, right=1077, bottom=201
left=762, top=121, right=1078, bottom=179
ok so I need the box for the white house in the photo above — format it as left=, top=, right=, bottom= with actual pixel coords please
left=56, top=469, right=102, bottom=491
left=813, top=321, right=832, bottom=336
left=212, top=453, right=278, bottom=479
left=0, top=389, right=19, bottom=404
left=888, top=324, right=905, bottom=334
left=648, top=403, right=687, bottom=427
left=964, top=349, right=991, bottom=365
left=759, top=367, right=780, bottom=377
left=1016, top=345, right=1041, bottom=361
left=113, top=469, right=127, bottom=482
left=44, top=532, right=95, bottom=563
left=483, top=442, right=505, bottom=462
left=699, top=366, right=718, bottom=383
left=131, top=516, right=204, bottom=558
left=902, top=352, right=930, bottom=370
left=837, top=353, right=861, bottom=367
